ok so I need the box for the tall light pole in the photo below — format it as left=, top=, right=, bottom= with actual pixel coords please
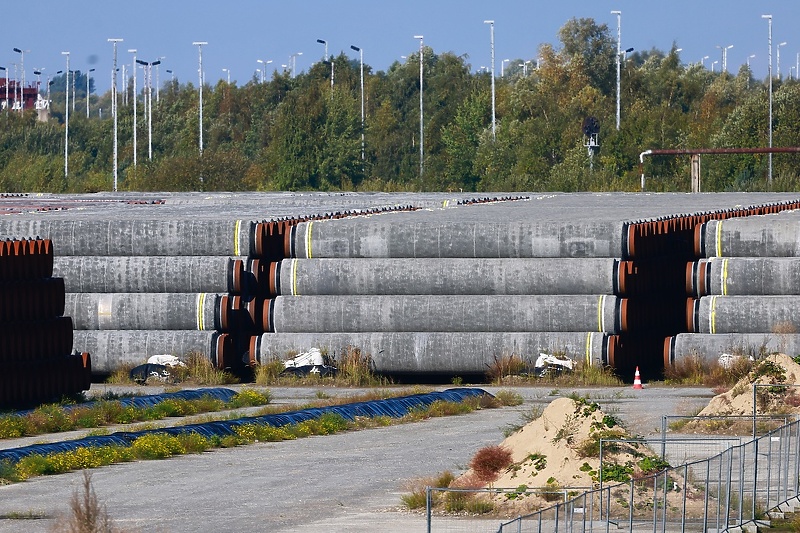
left=155, top=57, right=165, bottom=103
left=12, top=47, right=27, bottom=112
left=128, top=49, right=138, bottom=167
left=0, top=66, right=6, bottom=114
left=350, top=45, right=365, bottom=161
left=192, top=41, right=207, bottom=155
left=484, top=20, right=496, bottom=142
left=137, top=58, right=160, bottom=161
left=501, top=58, right=510, bottom=77
left=700, top=55, right=709, bottom=68
left=747, top=54, right=756, bottom=88
left=290, top=52, right=302, bottom=78
left=763, top=14, right=773, bottom=186
left=711, top=60, right=718, bottom=73
left=414, top=35, right=424, bottom=178
left=62, top=51, right=70, bottom=178
left=318, top=39, right=334, bottom=88
left=108, top=39, right=122, bottom=192
left=222, top=68, right=230, bottom=85
left=777, top=41, right=787, bottom=79
left=716, top=44, right=733, bottom=72
left=257, top=59, right=271, bottom=83
left=611, top=10, right=622, bottom=130
left=85, top=67, right=95, bottom=117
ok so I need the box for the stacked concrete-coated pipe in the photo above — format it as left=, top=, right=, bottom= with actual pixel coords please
left=0, top=238, right=90, bottom=408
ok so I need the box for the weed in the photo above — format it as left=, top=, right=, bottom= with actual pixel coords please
left=494, top=390, right=524, bottom=406
left=469, top=445, right=513, bottom=485
left=485, top=353, right=529, bottom=383
left=56, top=471, right=118, bottom=533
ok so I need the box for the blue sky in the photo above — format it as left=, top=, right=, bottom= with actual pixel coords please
left=3, top=1, right=799, bottom=94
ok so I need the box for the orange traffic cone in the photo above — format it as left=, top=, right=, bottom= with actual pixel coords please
left=633, top=367, right=643, bottom=389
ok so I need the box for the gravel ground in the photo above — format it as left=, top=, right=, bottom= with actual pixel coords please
left=0, top=384, right=714, bottom=533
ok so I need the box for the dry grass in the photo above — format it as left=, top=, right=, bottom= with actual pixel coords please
left=469, top=445, right=513, bottom=486
left=664, top=353, right=753, bottom=387
left=55, top=471, right=120, bottom=533
left=253, top=345, right=390, bottom=387
left=486, top=353, right=528, bottom=383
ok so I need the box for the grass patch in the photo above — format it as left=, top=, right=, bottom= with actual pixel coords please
left=0, top=390, right=501, bottom=484
left=254, top=345, right=391, bottom=387
left=489, top=359, right=623, bottom=387
left=663, top=354, right=753, bottom=387
left=0, top=388, right=271, bottom=440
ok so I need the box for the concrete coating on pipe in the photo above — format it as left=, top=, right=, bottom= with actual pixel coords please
left=55, top=256, right=245, bottom=294
left=666, top=333, right=800, bottom=367
left=700, top=212, right=800, bottom=258
left=270, top=294, right=621, bottom=334
left=692, top=295, right=800, bottom=334
left=73, top=330, right=221, bottom=374
left=65, top=293, right=226, bottom=331
left=253, top=331, right=609, bottom=373
left=690, top=257, right=800, bottom=296
left=275, top=257, right=622, bottom=295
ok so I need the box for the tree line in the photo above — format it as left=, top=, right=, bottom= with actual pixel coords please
left=1, top=17, right=799, bottom=194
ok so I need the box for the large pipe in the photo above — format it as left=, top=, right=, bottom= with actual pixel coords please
left=65, top=293, right=230, bottom=331
left=72, top=330, right=231, bottom=374
left=266, top=294, right=622, bottom=334
left=286, top=219, right=627, bottom=259
left=695, top=213, right=800, bottom=258
left=664, top=333, right=800, bottom=368
left=270, top=258, right=627, bottom=296
left=687, top=296, right=800, bottom=334
left=687, top=257, right=800, bottom=296
left=54, top=256, right=248, bottom=294
left=248, top=331, right=612, bottom=374
left=0, top=220, right=259, bottom=256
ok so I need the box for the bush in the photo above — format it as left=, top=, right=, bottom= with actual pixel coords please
left=494, top=390, right=524, bottom=406
left=131, top=433, right=186, bottom=459
left=469, top=445, right=513, bottom=485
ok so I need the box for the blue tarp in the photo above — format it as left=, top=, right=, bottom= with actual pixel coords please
left=0, top=387, right=489, bottom=464
left=10, top=388, right=239, bottom=418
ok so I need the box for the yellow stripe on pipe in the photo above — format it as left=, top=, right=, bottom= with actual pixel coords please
left=306, top=221, right=314, bottom=259
left=715, top=220, right=723, bottom=258
left=291, top=258, right=299, bottom=296
left=597, top=295, right=605, bottom=332
left=721, top=258, right=729, bottom=296
left=234, top=220, right=242, bottom=257
left=585, top=332, right=592, bottom=366
left=196, top=293, right=206, bottom=331
left=709, top=295, right=717, bottom=335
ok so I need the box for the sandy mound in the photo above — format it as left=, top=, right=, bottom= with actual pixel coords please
left=683, top=353, right=800, bottom=433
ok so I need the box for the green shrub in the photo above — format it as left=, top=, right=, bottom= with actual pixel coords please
left=131, top=433, right=185, bottom=459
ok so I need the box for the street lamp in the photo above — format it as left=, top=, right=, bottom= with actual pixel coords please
left=137, top=58, right=161, bottom=161
left=763, top=14, right=773, bottom=186
left=12, top=47, right=27, bottom=112
left=290, top=52, right=303, bottom=78
left=483, top=20, right=496, bottom=142
left=350, top=45, right=364, bottom=161
left=192, top=41, right=208, bottom=156
left=155, top=57, right=165, bottom=103
left=716, top=44, right=733, bottom=72
left=0, top=66, right=6, bottom=114
left=257, top=59, right=271, bottom=83
left=777, top=41, right=787, bottom=79
left=222, top=68, right=230, bottom=85
left=611, top=10, right=622, bottom=130
left=523, top=60, right=531, bottom=76
left=700, top=55, right=709, bottom=68
left=711, top=60, right=718, bottom=73
left=414, top=35, right=424, bottom=178
left=501, top=58, right=510, bottom=77
left=62, top=51, right=70, bottom=178
left=108, top=38, right=123, bottom=192
left=318, top=39, right=334, bottom=88
left=86, top=68, right=95, bottom=117
left=128, top=49, right=138, bottom=167
left=747, top=54, right=756, bottom=88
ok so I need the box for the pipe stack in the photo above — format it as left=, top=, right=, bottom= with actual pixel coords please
left=667, top=208, right=800, bottom=366
left=0, top=238, right=90, bottom=408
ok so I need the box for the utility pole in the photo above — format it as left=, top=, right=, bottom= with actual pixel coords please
left=108, top=38, right=123, bottom=192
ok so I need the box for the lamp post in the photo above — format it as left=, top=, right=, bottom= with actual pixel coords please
left=192, top=41, right=207, bottom=156
left=0, top=66, right=6, bottom=114
left=700, top=55, right=709, bottom=68
left=711, top=60, right=718, bottom=73
left=716, top=44, right=733, bottom=72
left=257, top=59, right=271, bottom=83
left=128, top=49, right=138, bottom=167
left=747, top=54, right=756, bottom=88
left=523, top=60, right=531, bottom=76
left=155, top=57, right=165, bottom=102
left=86, top=68, right=95, bottom=118
left=318, top=39, right=334, bottom=88
left=108, top=38, right=122, bottom=192
left=12, top=47, right=27, bottom=112
left=777, top=41, right=787, bottom=80
left=483, top=20, right=496, bottom=142
left=350, top=45, right=365, bottom=161
left=414, top=35, right=424, bottom=178
left=611, top=10, right=622, bottom=130
left=290, top=52, right=302, bottom=78
left=501, top=58, right=510, bottom=77
left=763, top=14, right=773, bottom=186
left=136, top=58, right=161, bottom=161
left=222, top=68, right=230, bottom=85
left=62, top=51, right=70, bottom=178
